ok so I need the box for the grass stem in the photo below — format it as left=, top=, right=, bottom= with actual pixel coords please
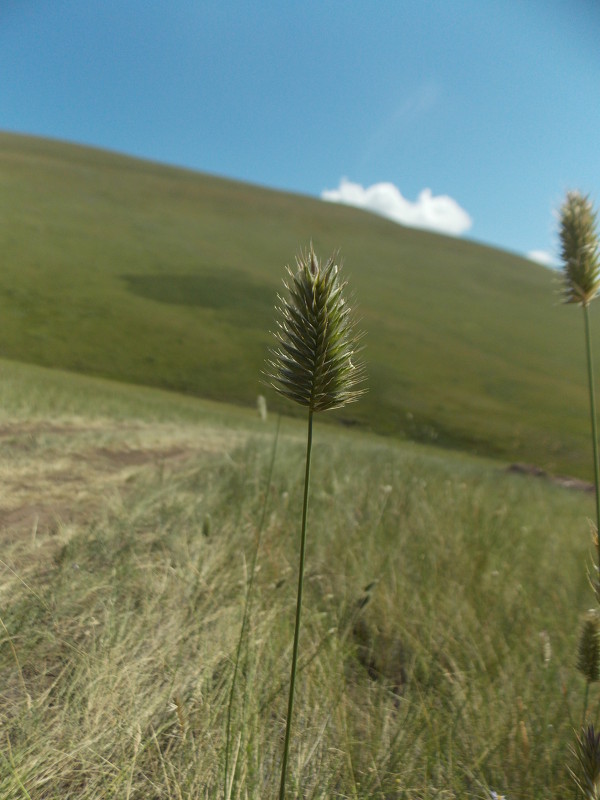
left=279, top=407, right=313, bottom=800
left=224, top=415, right=281, bottom=799
left=583, top=303, right=600, bottom=571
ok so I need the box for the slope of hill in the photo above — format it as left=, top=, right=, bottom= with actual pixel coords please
left=0, top=131, right=594, bottom=475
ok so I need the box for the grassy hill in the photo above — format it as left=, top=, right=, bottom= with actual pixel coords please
left=0, top=131, right=595, bottom=476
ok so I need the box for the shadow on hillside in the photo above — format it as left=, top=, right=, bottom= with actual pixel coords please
left=122, top=271, right=274, bottom=314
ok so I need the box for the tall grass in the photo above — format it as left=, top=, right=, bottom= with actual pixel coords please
left=265, top=245, right=365, bottom=799
left=0, top=356, right=598, bottom=797
left=223, top=413, right=281, bottom=799
left=0, top=394, right=594, bottom=797
left=558, top=191, right=600, bottom=798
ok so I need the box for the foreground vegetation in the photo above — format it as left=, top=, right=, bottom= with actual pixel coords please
left=0, top=361, right=595, bottom=798
left=1, top=131, right=599, bottom=476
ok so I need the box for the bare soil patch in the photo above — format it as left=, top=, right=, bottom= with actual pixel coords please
left=0, top=417, right=244, bottom=547
left=507, top=462, right=594, bottom=492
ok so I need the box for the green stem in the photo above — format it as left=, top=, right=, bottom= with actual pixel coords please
left=279, top=407, right=313, bottom=800
left=583, top=303, right=600, bottom=577
left=224, top=415, right=281, bottom=800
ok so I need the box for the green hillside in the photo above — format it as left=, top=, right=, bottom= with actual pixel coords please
left=0, top=131, right=594, bottom=476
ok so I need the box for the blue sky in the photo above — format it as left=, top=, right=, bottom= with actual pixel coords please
left=2, top=0, right=599, bottom=263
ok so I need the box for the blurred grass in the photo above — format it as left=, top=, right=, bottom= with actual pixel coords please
left=0, top=131, right=596, bottom=476
left=0, top=360, right=596, bottom=798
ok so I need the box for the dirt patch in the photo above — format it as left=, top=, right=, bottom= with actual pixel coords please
left=507, top=462, right=594, bottom=492
left=0, top=417, right=246, bottom=546
left=0, top=503, right=73, bottom=536
left=91, top=445, right=189, bottom=468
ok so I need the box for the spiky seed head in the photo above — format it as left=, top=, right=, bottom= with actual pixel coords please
left=577, top=609, right=600, bottom=684
left=570, top=725, right=600, bottom=799
left=265, top=244, right=366, bottom=412
left=559, top=191, right=600, bottom=307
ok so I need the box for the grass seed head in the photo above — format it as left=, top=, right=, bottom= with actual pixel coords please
left=570, top=725, right=600, bottom=799
left=266, top=244, right=366, bottom=412
left=559, top=191, right=600, bottom=307
left=539, top=629, right=551, bottom=666
left=577, top=609, right=600, bottom=684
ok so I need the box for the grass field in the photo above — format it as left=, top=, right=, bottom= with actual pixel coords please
left=1, top=131, right=598, bottom=477
left=0, top=359, right=596, bottom=798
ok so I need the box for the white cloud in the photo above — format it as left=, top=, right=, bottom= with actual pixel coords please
left=527, top=250, right=559, bottom=269
left=321, top=178, right=473, bottom=236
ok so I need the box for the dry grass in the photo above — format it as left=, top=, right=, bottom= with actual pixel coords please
left=0, top=362, right=596, bottom=798
left=0, top=415, right=246, bottom=565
